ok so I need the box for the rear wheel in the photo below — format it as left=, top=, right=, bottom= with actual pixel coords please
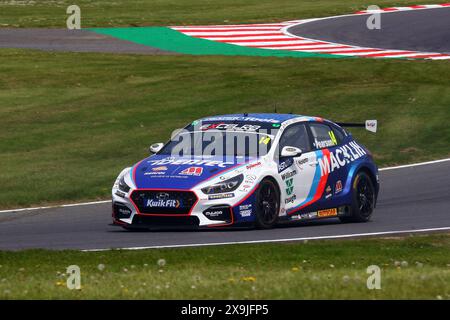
left=255, top=179, right=280, bottom=229
left=340, top=171, right=375, bottom=223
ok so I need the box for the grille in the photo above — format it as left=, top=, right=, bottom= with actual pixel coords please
left=130, top=190, right=197, bottom=215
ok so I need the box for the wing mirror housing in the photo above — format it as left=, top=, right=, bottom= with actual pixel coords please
left=149, top=143, right=164, bottom=154
left=281, top=146, right=302, bottom=158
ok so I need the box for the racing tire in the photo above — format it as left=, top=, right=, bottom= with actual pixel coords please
left=255, top=178, right=280, bottom=229
left=340, top=171, right=375, bottom=223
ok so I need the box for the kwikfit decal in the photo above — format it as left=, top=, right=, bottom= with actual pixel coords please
left=146, top=199, right=180, bottom=208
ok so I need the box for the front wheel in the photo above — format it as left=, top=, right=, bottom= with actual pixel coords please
left=340, top=171, right=375, bottom=223
left=255, top=179, right=280, bottom=229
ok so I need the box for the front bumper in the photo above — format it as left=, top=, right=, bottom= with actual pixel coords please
left=111, top=187, right=257, bottom=229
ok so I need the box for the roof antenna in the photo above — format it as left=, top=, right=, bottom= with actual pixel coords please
left=274, top=106, right=278, bottom=113
left=243, top=112, right=248, bottom=117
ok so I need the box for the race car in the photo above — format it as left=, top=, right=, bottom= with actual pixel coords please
left=112, top=113, right=379, bottom=230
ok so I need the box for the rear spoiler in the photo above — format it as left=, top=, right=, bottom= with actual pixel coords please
left=336, top=120, right=377, bottom=133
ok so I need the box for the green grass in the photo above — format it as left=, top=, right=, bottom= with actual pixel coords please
left=0, top=234, right=449, bottom=299
left=0, top=0, right=448, bottom=28
left=1, top=49, right=449, bottom=208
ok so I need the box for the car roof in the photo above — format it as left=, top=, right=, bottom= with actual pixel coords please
left=200, top=113, right=320, bottom=124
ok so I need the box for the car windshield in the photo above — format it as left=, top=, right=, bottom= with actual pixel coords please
left=158, top=121, right=281, bottom=158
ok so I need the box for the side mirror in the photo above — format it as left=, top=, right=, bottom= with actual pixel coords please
left=281, top=146, right=302, bottom=158
left=149, top=143, right=164, bottom=154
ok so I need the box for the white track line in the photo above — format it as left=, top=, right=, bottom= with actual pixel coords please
left=379, top=157, right=450, bottom=171
left=1, top=157, right=449, bottom=214
left=82, top=226, right=450, bottom=251
left=0, top=200, right=111, bottom=214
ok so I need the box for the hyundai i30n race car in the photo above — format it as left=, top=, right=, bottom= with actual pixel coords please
left=112, top=113, right=379, bottom=230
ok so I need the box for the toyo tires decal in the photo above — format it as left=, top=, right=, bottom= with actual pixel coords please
left=171, top=3, right=450, bottom=60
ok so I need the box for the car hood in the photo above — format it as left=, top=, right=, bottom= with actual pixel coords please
left=132, top=155, right=257, bottom=190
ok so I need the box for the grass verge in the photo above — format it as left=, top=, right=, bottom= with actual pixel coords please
left=0, top=49, right=449, bottom=208
left=0, top=234, right=449, bottom=299
left=1, top=0, right=448, bottom=28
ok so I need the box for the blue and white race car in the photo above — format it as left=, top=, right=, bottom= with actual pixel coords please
left=112, top=113, right=379, bottom=229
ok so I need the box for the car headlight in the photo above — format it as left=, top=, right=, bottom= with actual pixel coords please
left=118, top=174, right=131, bottom=193
left=201, top=174, right=243, bottom=194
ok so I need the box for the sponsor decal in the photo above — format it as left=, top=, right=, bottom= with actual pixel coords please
left=296, top=157, right=308, bottom=170
left=208, top=193, right=235, bottom=200
left=115, top=190, right=126, bottom=198
left=200, top=123, right=261, bottom=132
left=318, top=208, right=338, bottom=217
left=285, top=194, right=296, bottom=204
left=318, top=141, right=367, bottom=177
left=239, top=210, right=252, bottom=217
left=148, top=158, right=234, bottom=168
left=148, top=175, right=188, bottom=179
left=259, top=136, right=271, bottom=145
left=204, top=210, right=224, bottom=218
left=335, top=180, right=343, bottom=194
left=144, top=171, right=165, bottom=176
left=180, top=166, right=203, bottom=176
left=145, top=199, right=180, bottom=208
left=278, top=158, right=293, bottom=173
left=244, top=174, right=257, bottom=185
left=144, top=165, right=169, bottom=176
left=281, top=170, right=297, bottom=181
left=202, top=116, right=280, bottom=124
left=153, top=166, right=168, bottom=172
left=328, top=130, right=338, bottom=145
left=291, top=211, right=318, bottom=220
left=238, top=204, right=253, bottom=217
left=117, top=207, right=131, bottom=215
left=325, top=185, right=332, bottom=199
left=285, top=178, right=294, bottom=196
left=238, top=183, right=253, bottom=192
left=203, top=206, right=230, bottom=220
left=337, top=206, right=346, bottom=216
left=314, top=139, right=335, bottom=149
left=246, top=162, right=262, bottom=170
left=284, top=147, right=298, bottom=153
left=305, top=212, right=318, bottom=219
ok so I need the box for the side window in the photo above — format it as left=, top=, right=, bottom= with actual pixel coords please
left=279, top=123, right=311, bottom=153
left=309, top=123, right=339, bottom=149
left=331, top=126, right=345, bottom=145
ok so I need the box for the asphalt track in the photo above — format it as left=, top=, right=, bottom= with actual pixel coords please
left=1, top=7, right=449, bottom=56
left=287, top=7, right=450, bottom=54
left=0, top=160, right=449, bottom=251
left=0, top=28, right=177, bottom=55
